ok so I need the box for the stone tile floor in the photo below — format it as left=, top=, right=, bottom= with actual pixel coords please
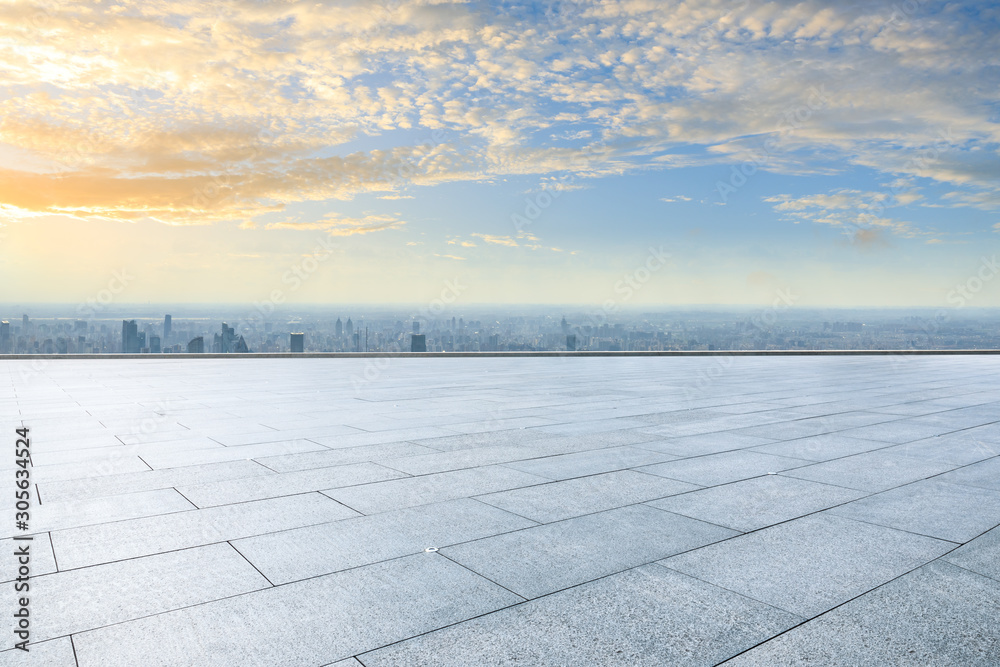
left=2, top=355, right=1000, bottom=665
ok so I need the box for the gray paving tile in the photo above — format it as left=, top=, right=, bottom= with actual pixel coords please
left=532, top=416, right=654, bottom=435
left=140, top=439, right=329, bottom=468
left=1, top=488, right=194, bottom=539
left=208, top=424, right=361, bottom=446
left=380, top=445, right=571, bottom=476
left=406, top=429, right=550, bottom=453
left=828, top=479, right=1000, bottom=543
left=750, top=433, right=892, bottom=462
left=884, top=433, right=1000, bottom=466
left=475, top=470, right=699, bottom=523
left=503, top=446, right=675, bottom=481
left=322, top=465, right=549, bottom=514
left=52, top=493, right=358, bottom=570
left=636, top=432, right=777, bottom=457
left=177, top=461, right=407, bottom=508
left=638, top=450, right=807, bottom=486
left=648, top=475, right=866, bottom=532
left=1, top=534, right=56, bottom=583
left=944, top=525, right=1000, bottom=581
left=782, top=450, right=957, bottom=492
left=361, top=564, right=801, bottom=667
left=2, top=543, right=269, bottom=649
left=725, top=561, right=1000, bottom=666
left=33, top=456, right=151, bottom=482
left=308, top=426, right=461, bottom=449
left=234, top=498, right=535, bottom=584
left=663, top=513, right=954, bottom=617
left=935, top=456, right=1000, bottom=491
left=72, top=553, right=522, bottom=667
left=38, top=459, right=274, bottom=504
left=835, top=419, right=957, bottom=444
left=29, top=436, right=222, bottom=467
left=254, top=441, right=438, bottom=472
left=0, top=637, right=76, bottom=666
left=442, top=504, right=737, bottom=599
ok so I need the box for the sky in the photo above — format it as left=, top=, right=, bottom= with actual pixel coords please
left=0, top=0, right=998, bottom=308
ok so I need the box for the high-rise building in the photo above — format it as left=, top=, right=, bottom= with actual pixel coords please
left=566, top=334, right=577, bottom=351
left=214, top=323, right=236, bottom=353
left=561, top=317, right=570, bottom=335
left=234, top=335, right=249, bottom=353
left=164, top=315, right=172, bottom=340
left=346, top=318, right=354, bottom=339
left=22, top=314, right=29, bottom=330
left=149, top=336, right=161, bottom=354
left=0, top=321, right=9, bottom=354
left=335, top=318, right=343, bottom=338
left=290, top=333, right=304, bottom=353
left=121, top=320, right=140, bottom=353
left=187, top=337, right=204, bottom=353
left=410, top=334, right=426, bottom=352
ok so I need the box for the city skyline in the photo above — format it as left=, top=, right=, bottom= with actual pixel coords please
left=6, top=303, right=1000, bottom=354
left=1, top=2, right=998, bottom=307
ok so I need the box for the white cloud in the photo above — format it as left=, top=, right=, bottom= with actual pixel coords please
left=0, top=0, right=996, bottom=229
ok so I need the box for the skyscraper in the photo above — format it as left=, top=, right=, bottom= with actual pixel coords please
left=164, top=314, right=172, bottom=340
left=290, top=333, right=304, bottom=353
left=0, top=321, right=9, bottom=354
left=410, top=334, right=426, bottom=352
left=187, top=337, right=204, bottom=353
left=214, top=323, right=236, bottom=353
left=335, top=318, right=343, bottom=338
left=121, top=320, right=140, bottom=353
left=345, top=318, right=354, bottom=339
left=150, top=336, right=161, bottom=354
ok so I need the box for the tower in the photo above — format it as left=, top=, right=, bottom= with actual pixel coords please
left=121, top=320, right=139, bottom=353
left=164, top=314, right=172, bottom=340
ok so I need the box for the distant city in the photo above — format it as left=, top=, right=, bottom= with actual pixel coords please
left=2, top=305, right=1000, bottom=354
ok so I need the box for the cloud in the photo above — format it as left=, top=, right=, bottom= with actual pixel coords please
left=0, top=0, right=997, bottom=232
left=471, top=233, right=519, bottom=247
left=265, top=212, right=404, bottom=236
left=659, top=196, right=692, bottom=203
left=764, top=188, right=932, bottom=239
left=433, top=253, right=466, bottom=260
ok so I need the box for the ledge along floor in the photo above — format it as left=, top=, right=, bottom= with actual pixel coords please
left=2, top=355, right=1000, bottom=666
